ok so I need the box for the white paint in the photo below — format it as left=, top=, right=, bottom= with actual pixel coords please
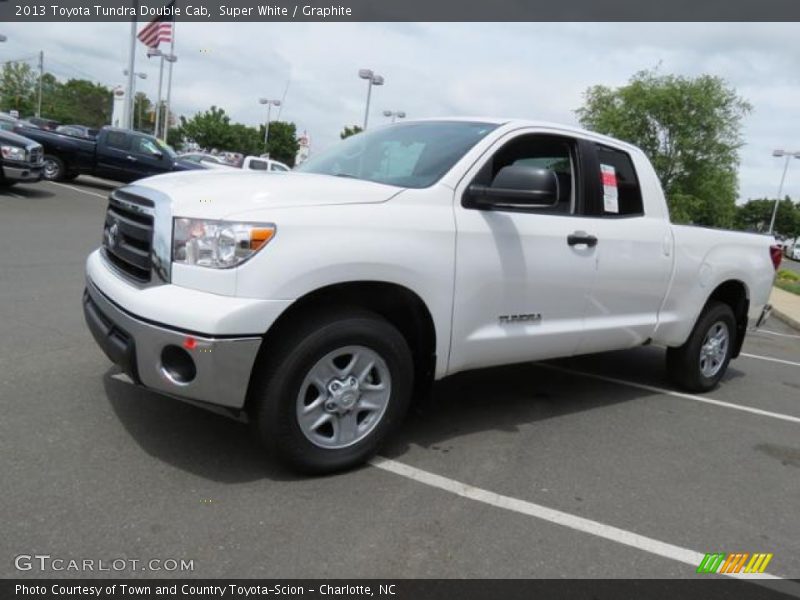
left=741, top=352, right=800, bottom=368
left=753, top=329, right=800, bottom=340
left=45, top=181, right=107, bottom=199
left=371, top=457, right=794, bottom=590
left=537, top=363, right=800, bottom=425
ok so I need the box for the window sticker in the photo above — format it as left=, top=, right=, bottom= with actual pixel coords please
left=601, top=164, right=619, bottom=213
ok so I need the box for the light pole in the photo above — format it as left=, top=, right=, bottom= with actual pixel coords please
left=161, top=52, right=177, bottom=141
left=123, top=69, right=147, bottom=130
left=769, top=149, right=800, bottom=235
left=148, top=48, right=177, bottom=138
left=358, top=68, right=384, bottom=130
left=258, top=98, right=281, bottom=154
left=382, top=110, right=406, bottom=123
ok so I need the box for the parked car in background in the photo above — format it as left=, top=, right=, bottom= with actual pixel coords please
left=178, top=152, right=236, bottom=170
left=784, top=241, right=800, bottom=261
left=0, top=127, right=44, bottom=186
left=17, top=125, right=203, bottom=183
left=55, top=124, right=99, bottom=140
left=83, top=118, right=779, bottom=473
left=242, top=155, right=291, bottom=172
left=25, top=116, right=61, bottom=131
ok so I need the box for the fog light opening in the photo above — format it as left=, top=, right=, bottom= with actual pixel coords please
left=160, top=345, right=197, bottom=385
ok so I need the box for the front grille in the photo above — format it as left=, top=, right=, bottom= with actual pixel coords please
left=28, top=147, right=43, bottom=164
left=103, top=193, right=155, bottom=283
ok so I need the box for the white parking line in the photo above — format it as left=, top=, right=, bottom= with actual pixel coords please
left=754, top=329, right=800, bottom=340
left=45, top=181, right=107, bottom=199
left=537, top=363, right=800, bottom=425
left=371, top=457, right=794, bottom=591
left=741, top=352, right=800, bottom=368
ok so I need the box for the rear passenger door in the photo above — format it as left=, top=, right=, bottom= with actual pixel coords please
left=575, top=143, right=673, bottom=355
left=95, top=130, right=134, bottom=181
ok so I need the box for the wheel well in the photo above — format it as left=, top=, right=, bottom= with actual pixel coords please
left=245, top=281, right=437, bottom=412
left=707, top=280, right=749, bottom=358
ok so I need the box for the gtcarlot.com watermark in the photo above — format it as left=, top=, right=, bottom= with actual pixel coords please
left=14, top=554, right=195, bottom=573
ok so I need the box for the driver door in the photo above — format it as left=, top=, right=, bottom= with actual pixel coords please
left=448, top=131, right=599, bottom=374
left=127, top=135, right=169, bottom=180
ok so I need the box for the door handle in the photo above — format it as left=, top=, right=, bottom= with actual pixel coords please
left=125, top=155, right=137, bottom=162
left=567, top=231, right=598, bottom=247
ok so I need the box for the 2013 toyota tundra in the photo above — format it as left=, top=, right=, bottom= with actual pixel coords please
left=83, top=119, right=779, bottom=473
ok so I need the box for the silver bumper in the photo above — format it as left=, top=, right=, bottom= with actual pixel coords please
left=3, top=164, right=43, bottom=182
left=84, top=278, right=262, bottom=409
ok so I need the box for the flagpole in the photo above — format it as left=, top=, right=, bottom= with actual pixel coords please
left=162, top=22, right=175, bottom=140
left=124, top=2, right=138, bottom=129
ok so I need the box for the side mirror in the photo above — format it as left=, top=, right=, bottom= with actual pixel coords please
left=466, top=165, right=560, bottom=209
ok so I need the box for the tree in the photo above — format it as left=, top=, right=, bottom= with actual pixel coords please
left=261, top=120, right=299, bottom=166
left=174, top=106, right=242, bottom=151
left=735, top=197, right=800, bottom=238
left=340, top=125, right=363, bottom=139
left=576, top=69, right=751, bottom=228
left=1, top=62, right=38, bottom=114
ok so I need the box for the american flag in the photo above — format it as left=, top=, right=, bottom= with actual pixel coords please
left=137, top=3, right=174, bottom=49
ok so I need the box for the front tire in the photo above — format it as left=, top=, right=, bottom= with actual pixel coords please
left=43, top=155, right=66, bottom=181
left=666, top=301, right=736, bottom=392
left=250, top=308, right=414, bottom=474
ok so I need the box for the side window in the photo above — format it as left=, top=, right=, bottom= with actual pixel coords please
left=248, top=160, right=268, bottom=171
left=467, top=134, right=578, bottom=214
left=595, top=145, right=643, bottom=216
left=270, top=163, right=288, bottom=172
left=106, top=131, right=130, bottom=151
left=134, top=136, right=161, bottom=156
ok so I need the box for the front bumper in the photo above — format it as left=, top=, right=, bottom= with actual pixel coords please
left=83, top=279, right=262, bottom=409
left=3, top=163, right=43, bottom=182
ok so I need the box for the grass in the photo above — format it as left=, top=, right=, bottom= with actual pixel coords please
left=776, top=268, right=800, bottom=295
left=775, top=279, right=800, bottom=296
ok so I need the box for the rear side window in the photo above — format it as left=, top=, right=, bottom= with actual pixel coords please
left=248, top=160, right=268, bottom=171
left=595, top=145, right=643, bottom=216
left=106, top=131, right=130, bottom=151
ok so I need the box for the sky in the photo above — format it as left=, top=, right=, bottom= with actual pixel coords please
left=2, top=21, right=799, bottom=203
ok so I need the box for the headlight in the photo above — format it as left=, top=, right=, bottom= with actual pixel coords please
left=172, top=218, right=276, bottom=269
left=1, top=145, right=26, bottom=161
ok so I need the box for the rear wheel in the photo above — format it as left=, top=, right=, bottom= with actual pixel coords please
left=43, top=155, right=66, bottom=181
left=250, top=308, right=414, bottom=474
left=666, top=301, right=736, bottom=392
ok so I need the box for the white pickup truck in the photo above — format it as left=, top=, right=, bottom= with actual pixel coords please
left=83, top=118, right=780, bottom=473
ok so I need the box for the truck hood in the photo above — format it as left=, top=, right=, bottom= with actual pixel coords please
left=0, top=129, right=41, bottom=148
left=133, top=170, right=404, bottom=218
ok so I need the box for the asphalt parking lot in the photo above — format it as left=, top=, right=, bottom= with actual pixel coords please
left=2, top=177, right=799, bottom=582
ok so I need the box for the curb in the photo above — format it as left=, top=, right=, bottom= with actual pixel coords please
left=772, top=307, right=800, bottom=332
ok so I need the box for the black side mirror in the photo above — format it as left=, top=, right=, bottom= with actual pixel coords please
left=466, top=165, right=560, bottom=209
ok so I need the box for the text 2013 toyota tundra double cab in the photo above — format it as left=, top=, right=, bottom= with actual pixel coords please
left=83, top=119, right=780, bottom=473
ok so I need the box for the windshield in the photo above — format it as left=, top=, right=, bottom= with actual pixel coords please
left=296, top=120, right=499, bottom=188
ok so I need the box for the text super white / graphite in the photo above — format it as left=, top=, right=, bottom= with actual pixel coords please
left=36, top=4, right=354, bottom=18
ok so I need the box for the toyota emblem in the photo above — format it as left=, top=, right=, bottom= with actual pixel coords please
left=105, top=221, right=120, bottom=249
